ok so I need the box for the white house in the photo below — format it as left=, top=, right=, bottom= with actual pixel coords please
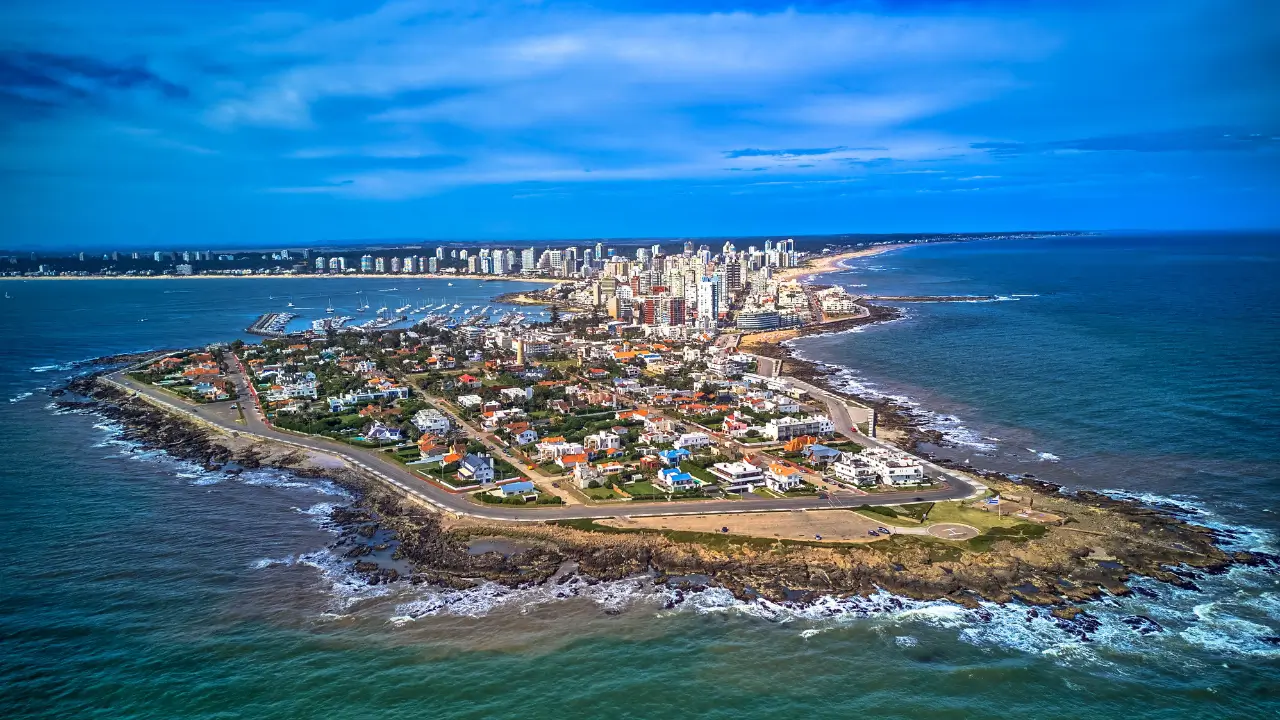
left=862, top=448, right=926, bottom=486
left=364, top=422, right=402, bottom=443
left=411, top=408, right=451, bottom=436
left=572, top=462, right=602, bottom=489
left=456, top=394, right=483, bottom=409
left=674, top=432, right=711, bottom=450
left=831, top=454, right=880, bottom=486
left=655, top=467, right=703, bottom=493
left=512, top=428, right=538, bottom=446
left=500, top=387, right=533, bottom=404
left=584, top=431, right=622, bottom=452
left=765, top=463, right=804, bottom=492
left=709, top=461, right=765, bottom=493
left=458, top=454, right=495, bottom=484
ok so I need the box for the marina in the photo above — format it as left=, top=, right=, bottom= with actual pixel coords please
left=245, top=312, right=297, bottom=337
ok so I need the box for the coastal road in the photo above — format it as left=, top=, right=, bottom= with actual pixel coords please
left=749, top=354, right=986, bottom=498
left=103, top=367, right=979, bottom=523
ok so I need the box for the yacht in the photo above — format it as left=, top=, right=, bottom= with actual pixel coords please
left=325, top=298, right=335, bottom=314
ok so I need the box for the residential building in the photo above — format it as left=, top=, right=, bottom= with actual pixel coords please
left=765, top=463, right=804, bottom=492
left=763, top=414, right=835, bottom=441
left=673, top=432, right=711, bottom=450
left=411, top=408, right=451, bottom=435
left=655, top=467, right=703, bottom=493
left=458, top=454, right=496, bottom=484
left=708, top=461, right=765, bottom=492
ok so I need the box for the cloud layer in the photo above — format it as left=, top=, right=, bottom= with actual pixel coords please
left=0, top=0, right=1276, bottom=245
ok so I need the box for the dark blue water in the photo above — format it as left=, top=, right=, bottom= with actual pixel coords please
left=2, top=256, right=1278, bottom=719
left=797, top=232, right=1280, bottom=529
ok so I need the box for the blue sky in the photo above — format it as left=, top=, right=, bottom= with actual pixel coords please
left=1, top=0, right=1277, bottom=249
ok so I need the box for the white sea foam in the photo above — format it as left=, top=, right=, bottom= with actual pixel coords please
left=255, top=549, right=396, bottom=611
left=388, top=575, right=658, bottom=625
left=805, top=359, right=997, bottom=452
left=9, top=391, right=34, bottom=403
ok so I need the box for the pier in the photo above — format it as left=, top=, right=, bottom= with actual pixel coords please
left=246, top=312, right=297, bottom=337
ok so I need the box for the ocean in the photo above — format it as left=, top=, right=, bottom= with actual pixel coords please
left=2, top=243, right=1278, bottom=719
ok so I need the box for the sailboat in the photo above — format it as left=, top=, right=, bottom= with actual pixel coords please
left=357, top=294, right=370, bottom=313
left=326, top=297, right=335, bottom=314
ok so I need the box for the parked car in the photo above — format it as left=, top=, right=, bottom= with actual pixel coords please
left=878, top=527, right=890, bottom=535
left=867, top=530, right=879, bottom=537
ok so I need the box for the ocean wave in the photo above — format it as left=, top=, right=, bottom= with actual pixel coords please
left=253, top=549, right=396, bottom=611
left=389, top=574, right=657, bottom=625
left=1098, top=489, right=1275, bottom=553
left=29, top=357, right=99, bottom=374
left=1026, top=449, right=1061, bottom=462
left=806, top=361, right=997, bottom=452
left=9, top=391, right=34, bottom=403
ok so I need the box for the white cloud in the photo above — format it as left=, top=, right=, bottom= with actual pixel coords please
left=203, top=2, right=1054, bottom=196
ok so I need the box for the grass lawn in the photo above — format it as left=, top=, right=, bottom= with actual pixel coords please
left=582, top=486, right=623, bottom=500
left=679, top=462, right=717, bottom=485
left=920, top=501, right=1025, bottom=531
left=627, top=480, right=659, bottom=495
left=537, top=462, right=566, bottom=476
left=752, top=487, right=784, bottom=499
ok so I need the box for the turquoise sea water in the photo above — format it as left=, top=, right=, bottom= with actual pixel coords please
left=2, top=245, right=1279, bottom=719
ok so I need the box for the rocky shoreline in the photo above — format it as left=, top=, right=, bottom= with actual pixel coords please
left=51, top=364, right=1278, bottom=635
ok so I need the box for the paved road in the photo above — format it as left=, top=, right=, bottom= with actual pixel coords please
left=750, top=355, right=986, bottom=499
left=104, top=365, right=980, bottom=522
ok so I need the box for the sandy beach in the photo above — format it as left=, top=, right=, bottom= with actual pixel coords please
left=774, top=243, right=908, bottom=283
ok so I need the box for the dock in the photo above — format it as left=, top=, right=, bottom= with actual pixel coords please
left=246, top=312, right=297, bottom=337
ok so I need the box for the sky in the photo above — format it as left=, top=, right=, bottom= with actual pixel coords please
left=0, top=0, right=1277, bottom=249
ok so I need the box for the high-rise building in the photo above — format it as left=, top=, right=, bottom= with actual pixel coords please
left=697, top=277, right=720, bottom=331
left=724, top=261, right=742, bottom=291
left=391, top=257, right=402, bottom=273
left=520, top=247, right=537, bottom=272
left=375, top=257, right=386, bottom=273
left=428, top=257, right=438, bottom=273
left=595, top=242, right=604, bottom=258
left=314, top=256, right=326, bottom=270
left=403, top=256, right=415, bottom=273
left=436, top=247, right=445, bottom=259
left=360, top=255, right=374, bottom=272
left=328, top=257, right=345, bottom=271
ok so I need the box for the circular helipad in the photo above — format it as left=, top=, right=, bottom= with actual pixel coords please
left=927, top=523, right=980, bottom=541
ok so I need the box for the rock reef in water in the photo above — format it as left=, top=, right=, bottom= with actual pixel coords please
left=60, top=367, right=1279, bottom=614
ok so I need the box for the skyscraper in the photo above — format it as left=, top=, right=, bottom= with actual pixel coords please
left=698, top=276, right=720, bottom=331
left=360, top=255, right=374, bottom=272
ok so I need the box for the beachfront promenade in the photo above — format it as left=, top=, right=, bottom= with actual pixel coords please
left=103, top=365, right=981, bottom=523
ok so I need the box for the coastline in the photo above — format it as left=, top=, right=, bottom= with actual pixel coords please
left=0, top=272, right=565, bottom=284
left=773, top=243, right=908, bottom=283
left=57, top=356, right=1276, bottom=616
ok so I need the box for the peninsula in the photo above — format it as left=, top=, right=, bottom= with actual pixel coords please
left=54, top=235, right=1272, bottom=629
